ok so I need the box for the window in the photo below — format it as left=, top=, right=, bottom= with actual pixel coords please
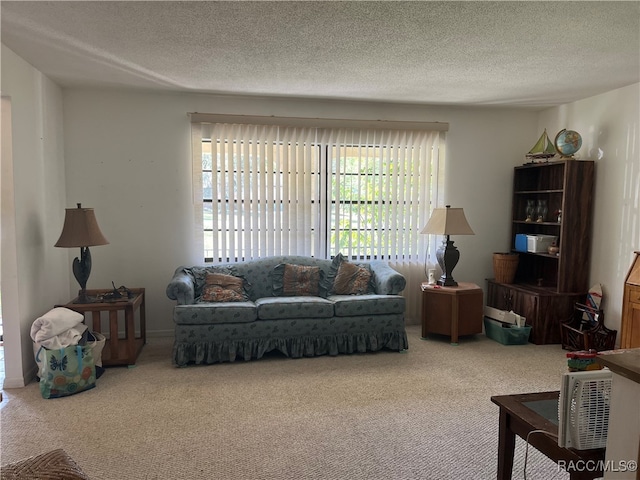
left=199, top=124, right=321, bottom=262
left=192, top=117, right=446, bottom=265
left=327, top=130, right=438, bottom=262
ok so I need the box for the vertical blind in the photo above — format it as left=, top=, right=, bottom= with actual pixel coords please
left=195, top=123, right=321, bottom=260
left=191, top=116, right=447, bottom=322
left=321, top=128, right=440, bottom=262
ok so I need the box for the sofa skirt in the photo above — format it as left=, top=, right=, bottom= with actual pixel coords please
left=172, top=314, right=408, bottom=366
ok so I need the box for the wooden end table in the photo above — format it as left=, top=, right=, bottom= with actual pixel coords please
left=62, top=288, right=146, bottom=366
left=491, top=391, right=605, bottom=480
left=421, top=282, right=483, bottom=344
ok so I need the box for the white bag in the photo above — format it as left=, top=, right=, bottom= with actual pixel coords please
left=87, top=331, right=106, bottom=368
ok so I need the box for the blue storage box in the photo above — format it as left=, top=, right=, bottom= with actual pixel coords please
left=484, top=318, right=532, bottom=345
left=515, top=234, right=528, bottom=252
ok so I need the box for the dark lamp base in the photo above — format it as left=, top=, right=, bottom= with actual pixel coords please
left=436, top=237, right=461, bottom=288
left=73, top=290, right=99, bottom=304
left=437, top=277, right=458, bottom=287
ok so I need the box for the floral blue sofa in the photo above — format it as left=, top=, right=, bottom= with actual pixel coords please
left=166, top=255, right=408, bottom=366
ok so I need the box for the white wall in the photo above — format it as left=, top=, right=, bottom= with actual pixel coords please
left=538, top=83, right=640, bottom=338
left=62, top=89, right=538, bottom=331
left=1, top=45, right=70, bottom=387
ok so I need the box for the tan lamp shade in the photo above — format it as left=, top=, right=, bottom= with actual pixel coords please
left=55, top=204, right=109, bottom=248
left=420, top=205, right=475, bottom=236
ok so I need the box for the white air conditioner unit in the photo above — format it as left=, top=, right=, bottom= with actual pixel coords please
left=558, top=368, right=612, bottom=450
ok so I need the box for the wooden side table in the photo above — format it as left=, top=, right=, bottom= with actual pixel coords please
left=421, top=282, right=483, bottom=344
left=62, top=288, right=146, bottom=366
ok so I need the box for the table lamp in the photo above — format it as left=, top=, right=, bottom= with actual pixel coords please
left=421, top=205, right=474, bottom=286
left=55, top=203, right=109, bottom=303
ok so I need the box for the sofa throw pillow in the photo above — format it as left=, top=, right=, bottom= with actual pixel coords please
left=333, top=260, right=372, bottom=295
left=201, top=285, right=245, bottom=302
left=326, top=253, right=374, bottom=295
left=184, top=266, right=235, bottom=300
left=205, top=272, right=244, bottom=289
left=200, top=273, right=248, bottom=302
left=273, top=263, right=325, bottom=297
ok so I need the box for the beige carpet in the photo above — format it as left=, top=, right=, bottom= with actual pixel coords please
left=1, top=325, right=572, bottom=479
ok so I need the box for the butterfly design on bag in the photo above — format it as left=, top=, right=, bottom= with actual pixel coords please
left=50, top=354, right=68, bottom=371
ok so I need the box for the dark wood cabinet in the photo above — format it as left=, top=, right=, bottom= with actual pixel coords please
left=487, top=160, right=595, bottom=345
left=486, top=280, right=583, bottom=344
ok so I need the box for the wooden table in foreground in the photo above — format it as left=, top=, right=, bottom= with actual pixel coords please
left=62, top=288, right=146, bottom=366
left=490, top=391, right=605, bottom=480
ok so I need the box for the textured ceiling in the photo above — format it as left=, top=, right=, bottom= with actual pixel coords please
left=2, top=1, right=639, bottom=109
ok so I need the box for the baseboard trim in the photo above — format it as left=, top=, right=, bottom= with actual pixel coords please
left=3, top=362, right=38, bottom=389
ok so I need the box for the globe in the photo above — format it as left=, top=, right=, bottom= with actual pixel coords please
left=554, top=129, right=582, bottom=157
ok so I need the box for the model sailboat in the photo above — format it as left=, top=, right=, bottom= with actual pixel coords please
left=525, top=129, right=557, bottom=162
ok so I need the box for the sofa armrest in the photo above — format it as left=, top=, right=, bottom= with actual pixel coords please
left=369, top=261, right=406, bottom=295
left=166, top=267, right=196, bottom=305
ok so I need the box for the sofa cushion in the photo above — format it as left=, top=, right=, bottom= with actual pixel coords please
left=174, top=302, right=257, bottom=325
left=272, top=263, right=327, bottom=297
left=329, top=294, right=405, bottom=317
left=255, top=296, right=334, bottom=320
